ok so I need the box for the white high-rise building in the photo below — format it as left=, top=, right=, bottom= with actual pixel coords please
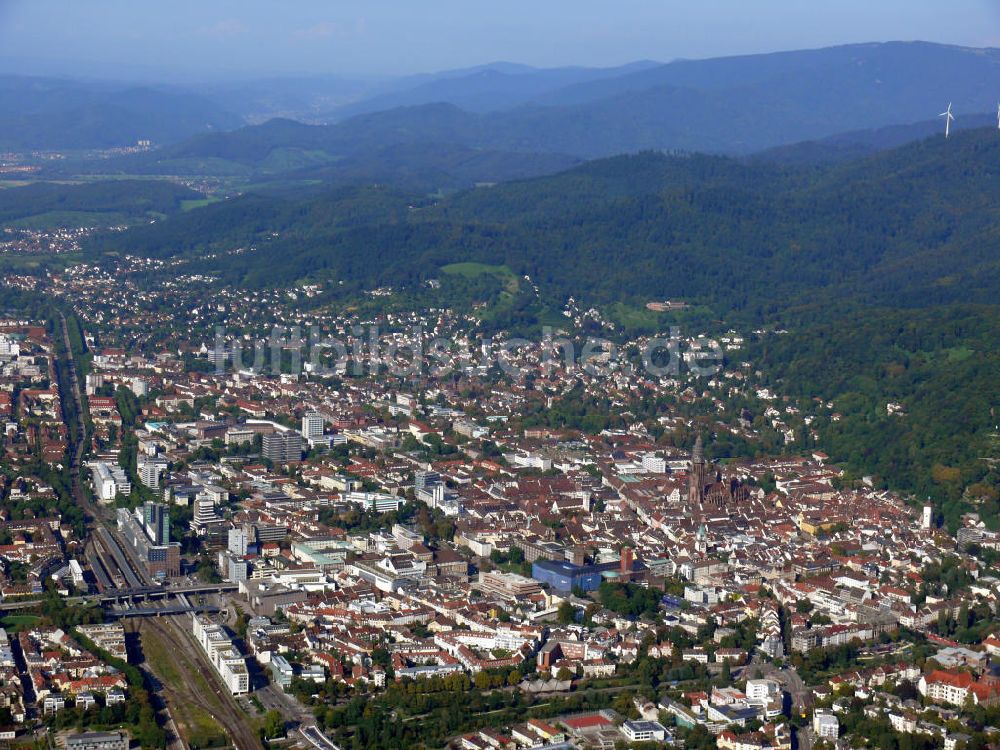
left=191, top=614, right=249, bottom=694
left=301, top=412, right=325, bottom=440
left=745, top=678, right=781, bottom=702
left=431, top=484, right=446, bottom=508
left=91, top=462, right=131, bottom=502
left=138, top=457, right=168, bottom=489
left=228, top=526, right=253, bottom=556
left=191, top=493, right=224, bottom=534
left=130, top=377, right=149, bottom=397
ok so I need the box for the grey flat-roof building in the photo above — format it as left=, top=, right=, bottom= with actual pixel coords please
left=263, top=432, right=303, bottom=464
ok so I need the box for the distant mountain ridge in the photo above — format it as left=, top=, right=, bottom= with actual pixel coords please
left=751, top=112, right=999, bottom=165
left=86, top=41, right=1000, bottom=183
left=0, top=76, right=242, bottom=150
left=13, top=41, right=1000, bottom=193
left=320, top=60, right=664, bottom=119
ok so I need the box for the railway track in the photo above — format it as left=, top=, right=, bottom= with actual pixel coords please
left=55, top=315, right=207, bottom=747
left=95, top=526, right=143, bottom=589
left=134, top=615, right=263, bottom=750
left=55, top=313, right=150, bottom=591
left=85, top=539, right=115, bottom=592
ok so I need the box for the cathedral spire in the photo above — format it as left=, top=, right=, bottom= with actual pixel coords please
left=689, top=434, right=707, bottom=506
left=692, top=433, right=704, bottom=465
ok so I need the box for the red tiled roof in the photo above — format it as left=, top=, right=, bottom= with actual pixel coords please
left=562, top=714, right=612, bottom=730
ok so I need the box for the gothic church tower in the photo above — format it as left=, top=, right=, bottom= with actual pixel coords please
left=688, top=434, right=706, bottom=505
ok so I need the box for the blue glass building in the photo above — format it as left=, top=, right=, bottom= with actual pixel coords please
left=531, top=559, right=603, bottom=593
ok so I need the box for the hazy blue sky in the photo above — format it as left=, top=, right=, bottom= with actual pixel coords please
left=1, top=0, right=998, bottom=80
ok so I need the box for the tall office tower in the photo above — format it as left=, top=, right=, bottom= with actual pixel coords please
left=301, top=412, right=325, bottom=440
left=262, top=432, right=304, bottom=463
left=142, top=502, right=170, bottom=545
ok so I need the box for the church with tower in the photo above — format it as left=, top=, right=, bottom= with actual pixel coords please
left=687, top=434, right=750, bottom=510
left=688, top=435, right=708, bottom=506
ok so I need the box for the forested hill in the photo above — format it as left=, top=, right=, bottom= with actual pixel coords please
left=750, top=112, right=999, bottom=165
left=91, top=126, right=1000, bottom=317
left=752, top=305, right=1000, bottom=532
left=0, top=180, right=202, bottom=228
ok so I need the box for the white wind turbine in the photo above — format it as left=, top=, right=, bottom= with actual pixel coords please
left=940, top=102, right=955, bottom=138
left=996, top=102, right=1000, bottom=130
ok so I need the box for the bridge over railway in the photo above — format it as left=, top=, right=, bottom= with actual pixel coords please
left=0, top=583, right=239, bottom=612
left=98, top=583, right=239, bottom=602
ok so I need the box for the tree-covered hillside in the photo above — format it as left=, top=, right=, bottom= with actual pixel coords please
left=753, top=306, right=1000, bottom=531
left=0, top=180, right=203, bottom=228
left=92, top=127, right=1000, bottom=315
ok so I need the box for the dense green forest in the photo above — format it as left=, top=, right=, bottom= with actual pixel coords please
left=92, top=127, right=1000, bottom=315
left=753, top=306, right=1000, bottom=530
left=93, top=129, right=583, bottom=192
left=0, top=179, right=202, bottom=228
left=69, top=127, right=1000, bottom=520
